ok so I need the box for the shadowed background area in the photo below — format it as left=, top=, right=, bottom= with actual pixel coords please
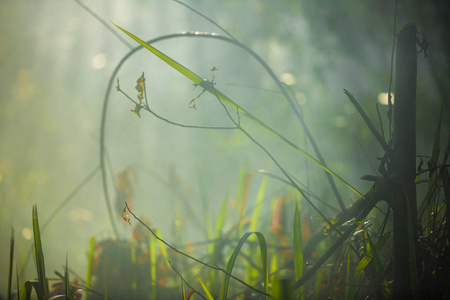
left=0, top=0, right=448, bottom=295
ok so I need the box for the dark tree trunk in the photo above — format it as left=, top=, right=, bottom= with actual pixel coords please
left=392, top=22, right=419, bottom=299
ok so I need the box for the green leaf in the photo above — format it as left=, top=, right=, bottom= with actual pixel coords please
left=20, top=280, right=44, bottom=300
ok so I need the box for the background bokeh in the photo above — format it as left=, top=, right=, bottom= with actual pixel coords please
left=1, top=0, right=448, bottom=293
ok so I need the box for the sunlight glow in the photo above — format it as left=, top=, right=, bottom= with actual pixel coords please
left=377, top=92, right=394, bottom=105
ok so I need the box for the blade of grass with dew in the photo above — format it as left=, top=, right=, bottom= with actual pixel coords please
left=197, top=277, right=214, bottom=300
left=85, top=237, right=95, bottom=294
left=8, top=227, right=14, bottom=300
left=113, top=25, right=363, bottom=199
left=221, top=231, right=268, bottom=300
left=32, top=205, right=47, bottom=299
left=293, top=201, right=304, bottom=300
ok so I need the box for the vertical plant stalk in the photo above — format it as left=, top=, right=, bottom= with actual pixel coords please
left=7, top=227, right=14, bottom=300
left=392, top=22, right=419, bottom=298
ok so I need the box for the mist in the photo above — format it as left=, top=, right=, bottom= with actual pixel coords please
left=1, top=0, right=448, bottom=298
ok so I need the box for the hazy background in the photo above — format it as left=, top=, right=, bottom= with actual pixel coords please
left=1, top=0, right=448, bottom=293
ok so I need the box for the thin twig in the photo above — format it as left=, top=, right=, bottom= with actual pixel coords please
left=116, top=83, right=237, bottom=130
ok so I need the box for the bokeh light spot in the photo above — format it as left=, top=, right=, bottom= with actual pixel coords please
left=22, top=227, right=33, bottom=240
left=377, top=92, right=394, bottom=105
left=92, top=53, right=107, bottom=69
left=280, top=73, right=297, bottom=86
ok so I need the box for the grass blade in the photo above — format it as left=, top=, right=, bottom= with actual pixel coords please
left=16, top=264, right=20, bottom=300
left=235, top=166, right=248, bottom=236
left=221, top=231, right=268, bottom=300
left=154, top=228, right=171, bottom=270
left=8, top=227, right=14, bottom=300
left=65, top=252, right=70, bottom=300
left=345, top=251, right=351, bottom=300
left=85, top=237, right=95, bottom=296
left=197, top=277, right=214, bottom=300
left=32, top=205, right=47, bottom=299
left=149, top=231, right=157, bottom=299
left=249, top=176, right=268, bottom=232
left=293, top=201, right=304, bottom=300
left=114, top=25, right=363, bottom=198
left=210, top=194, right=229, bottom=289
